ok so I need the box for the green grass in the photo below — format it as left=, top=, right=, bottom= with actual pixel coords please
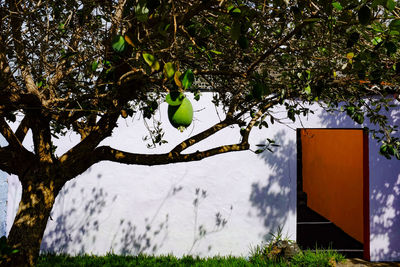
left=37, top=249, right=345, bottom=267
left=36, top=226, right=345, bottom=266
left=37, top=254, right=253, bottom=267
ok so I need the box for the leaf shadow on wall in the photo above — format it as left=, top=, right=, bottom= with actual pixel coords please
left=319, top=106, right=400, bottom=261
left=40, top=173, right=177, bottom=255
left=249, top=130, right=296, bottom=241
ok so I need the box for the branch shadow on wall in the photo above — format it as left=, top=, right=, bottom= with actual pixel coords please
left=318, top=106, right=400, bottom=260
left=40, top=176, right=111, bottom=254
left=249, top=130, right=296, bottom=241
left=40, top=173, right=177, bottom=255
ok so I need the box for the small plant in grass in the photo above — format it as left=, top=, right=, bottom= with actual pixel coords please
left=248, top=227, right=346, bottom=266
left=248, top=226, right=301, bottom=264
left=291, top=248, right=346, bottom=267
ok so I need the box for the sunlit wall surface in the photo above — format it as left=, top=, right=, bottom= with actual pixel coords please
left=0, top=135, right=7, bottom=237
left=4, top=94, right=400, bottom=261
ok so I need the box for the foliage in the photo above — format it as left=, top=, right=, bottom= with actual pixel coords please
left=1, top=0, right=399, bottom=161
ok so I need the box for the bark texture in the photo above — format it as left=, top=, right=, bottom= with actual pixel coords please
left=5, top=168, right=63, bottom=267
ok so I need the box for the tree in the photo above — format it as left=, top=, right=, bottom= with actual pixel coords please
left=0, top=0, right=399, bottom=265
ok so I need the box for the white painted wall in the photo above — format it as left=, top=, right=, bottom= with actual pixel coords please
left=0, top=134, right=7, bottom=237
left=5, top=93, right=400, bottom=261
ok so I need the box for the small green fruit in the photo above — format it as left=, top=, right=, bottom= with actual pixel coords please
left=168, top=97, right=193, bottom=130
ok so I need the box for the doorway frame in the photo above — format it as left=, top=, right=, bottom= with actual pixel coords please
left=296, top=128, right=370, bottom=260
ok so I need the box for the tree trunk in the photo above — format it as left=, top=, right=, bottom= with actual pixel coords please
left=6, top=176, right=60, bottom=267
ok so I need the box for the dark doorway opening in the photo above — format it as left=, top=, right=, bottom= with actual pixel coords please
left=296, top=129, right=370, bottom=260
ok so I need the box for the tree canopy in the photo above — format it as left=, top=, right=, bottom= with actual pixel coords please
left=0, top=0, right=400, bottom=265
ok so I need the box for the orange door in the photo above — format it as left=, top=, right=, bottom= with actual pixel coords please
left=299, top=129, right=369, bottom=258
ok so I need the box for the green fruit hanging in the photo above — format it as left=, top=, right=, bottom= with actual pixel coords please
left=167, top=94, right=193, bottom=131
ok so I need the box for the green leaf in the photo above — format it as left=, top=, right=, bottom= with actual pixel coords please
left=182, top=69, right=194, bottom=90
left=287, top=109, right=295, bottom=122
left=143, top=53, right=156, bottom=67
left=372, top=36, right=382, bottom=46
left=358, top=6, right=371, bottom=25
left=386, top=0, right=395, bottom=11
left=165, top=92, right=184, bottom=106
left=332, top=2, right=343, bottom=10
left=135, top=0, right=149, bottom=22
left=346, top=106, right=355, bottom=116
left=152, top=60, right=160, bottom=71
left=255, top=149, right=264, bottom=154
left=36, top=80, right=43, bottom=88
left=112, top=35, right=126, bottom=52
left=58, top=23, right=65, bottom=33
left=91, top=61, right=98, bottom=72
left=228, top=6, right=241, bottom=17
left=232, top=8, right=241, bottom=14
left=304, top=85, right=311, bottom=95
left=388, top=145, right=395, bottom=156
left=346, top=52, right=354, bottom=59
left=389, top=20, right=400, bottom=31
left=163, top=62, right=176, bottom=79
left=209, top=50, right=222, bottom=55
left=354, top=113, right=364, bottom=124
left=194, top=90, right=201, bottom=101
left=230, top=21, right=241, bottom=41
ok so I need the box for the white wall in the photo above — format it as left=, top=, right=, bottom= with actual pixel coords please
left=5, top=93, right=400, bottom=260
left=0, top=134, right=7, bottom=237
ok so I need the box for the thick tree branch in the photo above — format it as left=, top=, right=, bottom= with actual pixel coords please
left=15, top=114, right=30, bottom=143
left=0, top=92, right=42, bottom=114
left=0, top=146, right=16, bottom=174
left=0, top=118, right=35, bottom=175
left=29, top=114, right=54, bottom=163
left=93, top=142, right=249, bottom=167
left=0, top=117, right=23, bottom=149
left=59, top=110, right=120, bottom=164
left=171, top=118, right=236, bottom=153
